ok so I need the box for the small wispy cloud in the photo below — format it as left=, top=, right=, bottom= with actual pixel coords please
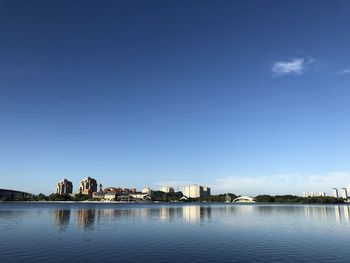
left=338, top=69, right=350, bottom=75
left=272, top=58, right=307, bottom=76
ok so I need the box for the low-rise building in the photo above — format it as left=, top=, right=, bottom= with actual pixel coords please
left=142, top=187, right=153, bottom=195
left=104, top=192, right=117, bottom=201
left=117, top=195, right=134, bottom=202
left=130, top=193, right=151, bottom=201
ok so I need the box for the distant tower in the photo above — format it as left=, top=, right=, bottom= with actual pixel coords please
left=341, top=188, right=348, bottom=199
left=332, top=188, right=339, bottom=198
left=99, top=184, right=103, bottom=192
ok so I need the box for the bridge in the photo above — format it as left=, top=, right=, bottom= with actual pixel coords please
left=0, top=189, right=35, bottom=201
left=232, top=196, right=256, bottom=203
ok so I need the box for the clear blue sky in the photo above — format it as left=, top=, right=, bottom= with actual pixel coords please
left=1, top=0, right=350, bottom=195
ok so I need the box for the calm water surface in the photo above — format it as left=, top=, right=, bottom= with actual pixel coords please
left=0, top=203, right=350, bottom=262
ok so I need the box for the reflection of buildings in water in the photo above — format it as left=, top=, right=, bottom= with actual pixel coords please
left=320, top=206, right=328, bottom=222
left=236, top=205, right=254, bottom=214
left=140, top=207, right=151, bottom=220
left=343, top=206, right=350, bottom=223
left=304, top=206, right=329, bottom=221
left=182, top=206, right=211, bottom=224
left=76, top=209, right=96, bottom=230
left=111, top=209, right=137, bottom=220
left=52, top=210, right=71, bottom=231
left=334, top=206, right=341, bottom=224
left=159, top=207, right=170, bottom=222
left=158, top=207, right=182, bottom=222
left=303, top=205, right=350, bottom=224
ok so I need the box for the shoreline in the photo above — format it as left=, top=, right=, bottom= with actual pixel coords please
left=0, top=201, right=348, bottom=205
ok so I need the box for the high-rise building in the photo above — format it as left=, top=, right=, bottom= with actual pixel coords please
left=56, top=179, right=73, bottom=195
left=79, top=177, right=97, bottom=196
left=182, top=185, right=211, bottom=198
left=160, top=186, right=174, bottom=193
left=332, top=188, right=339, bottom=198
left=341, top=188, right=348, bottom=199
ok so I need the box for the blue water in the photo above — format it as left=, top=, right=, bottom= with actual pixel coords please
left=0, top=203, right=349, bottom=262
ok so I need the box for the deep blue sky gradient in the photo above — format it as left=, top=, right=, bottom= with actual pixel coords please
left=1, top=0, right=350, bottom=194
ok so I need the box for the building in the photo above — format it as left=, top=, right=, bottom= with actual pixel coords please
left=104, top=192, right=117, bottom=201
left=160, top=186, right=174, bottom=193
left=142, top=187, right=153, bottom=195
left=332, top=188, right=339, bottom=198
left=302, top=192, right=325, bottom=197
left=130, top=193, right=151, bottom=201
left=182, top=185, right=211, bottom=199
left=124, top=188, right=137, bottom=195
left=79, top=177, right=97, bottom=197
left=55, top=179, right=73, bottom=195
left=341, top=188, right=348, bottom=199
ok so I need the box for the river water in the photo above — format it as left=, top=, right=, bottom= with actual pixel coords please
left=0, top=203, right=349, bottom=262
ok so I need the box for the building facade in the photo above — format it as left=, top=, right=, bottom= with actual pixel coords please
left=332, top=188, right=339, bottom=198
left=142, top=187, right=153, bottom=195
left=160, top=186, right=174, bottom=193
left=55, top=179, right=73, bottom=195
left=79, top=177, right=97, bottom=196
left=341, top=188, right=348, bottom=199
left=182, top=185, right=211, bottom=199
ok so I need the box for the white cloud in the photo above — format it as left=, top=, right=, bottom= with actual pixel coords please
left=338, top=69, right=350, bottom=75
left=210, top=172, right=350, bottom=196
left=272, top=58, right=307, bottom=76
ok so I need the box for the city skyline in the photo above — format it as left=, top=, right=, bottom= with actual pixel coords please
left=2, top=1, right=350, bottom=195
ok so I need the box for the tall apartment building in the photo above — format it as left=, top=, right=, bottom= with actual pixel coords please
left=56, top=179, right=73, bottom=195
left=160, top=186, right=174, bottom=193
left=79, top=177, right=97, bottom=196
left=332, top=188, right=339, bottom=198
left=341, top=188, right=348, bottom=199
left=182, top=185, right=211, bottom=198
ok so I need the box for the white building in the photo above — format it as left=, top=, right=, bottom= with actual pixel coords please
left=341, top=188, right=348, bottom=199
left=332, top=188, right=339, bottom=198
left=130, top=193, right=151, bottom=201
left=160, top=186, right=174, bottom=193
left=182, top=185, right=211, bottom=198
left=302, top=192, right=326, bottom=197
left=142, top=187, right=153, bottom=195
left=104, top=192, right=117, bottom=201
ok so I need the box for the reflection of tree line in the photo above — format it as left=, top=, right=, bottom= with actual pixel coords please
left=52, top=206, right=212, bottom=230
